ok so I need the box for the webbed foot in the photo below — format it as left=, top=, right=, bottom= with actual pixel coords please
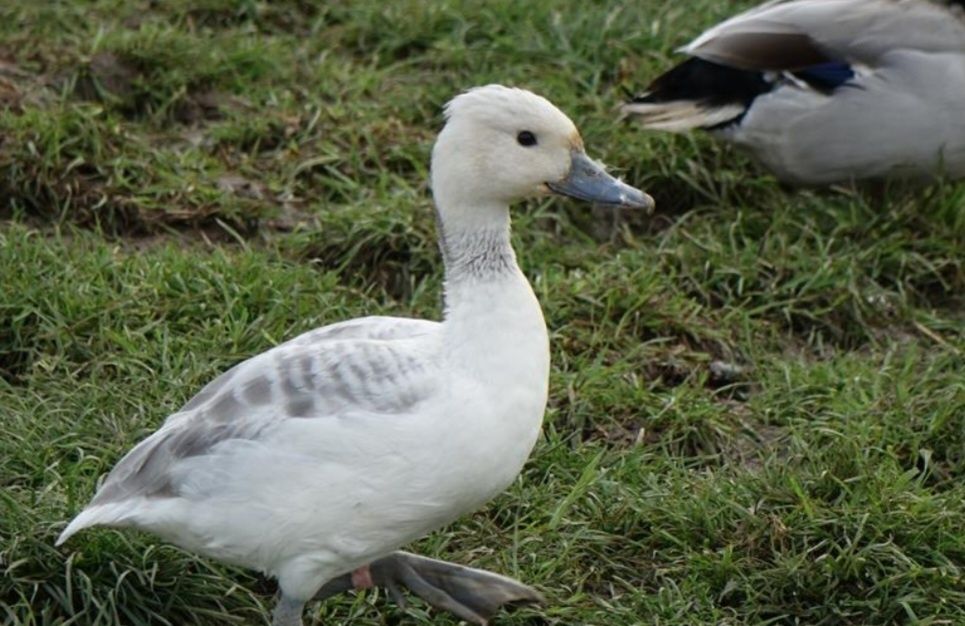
left=313, top=551, right=544, bottom=625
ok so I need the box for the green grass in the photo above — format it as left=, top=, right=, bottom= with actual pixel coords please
left=1, top=0, right=964, bottom=624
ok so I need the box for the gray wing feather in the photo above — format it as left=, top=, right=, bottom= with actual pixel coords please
left=286, top=315, right=436, bottom=345
left=89, top=415, right=271, bottom=505
left=89, top=316, right=439, bottom=505
left=181, top=316, right=434, bottom=412
left=686, top=0, right=965, bottom=70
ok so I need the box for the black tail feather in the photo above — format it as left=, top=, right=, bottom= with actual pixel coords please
left=632, top=57, right=771, bottom=109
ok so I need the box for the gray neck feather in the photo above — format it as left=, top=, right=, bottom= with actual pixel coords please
left=441, top=226, right=517, bottom=281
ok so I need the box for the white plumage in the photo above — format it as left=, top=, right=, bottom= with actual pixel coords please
left=623, top=0, right=965, bottom=184
left=59, top=85, right=652, bottom=626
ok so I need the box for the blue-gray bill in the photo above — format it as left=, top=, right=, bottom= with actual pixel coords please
left=547, top=151, right=654, bottom=210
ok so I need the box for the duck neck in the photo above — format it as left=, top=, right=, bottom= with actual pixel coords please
left=439, top=206, right=519, bottom=280
left=435, top=200, right=548, bottom=391
left=438, top=201, right=517, bottom=285
left=435, top=200, right=535, bottom=324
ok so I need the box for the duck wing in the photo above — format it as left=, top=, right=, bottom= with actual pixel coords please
left=686, top=0, right=965, bottom=71
left=57, top=316, right=440, bottom=544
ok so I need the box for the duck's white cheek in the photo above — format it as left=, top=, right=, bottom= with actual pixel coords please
left=551, top=156, right=571, bottom=183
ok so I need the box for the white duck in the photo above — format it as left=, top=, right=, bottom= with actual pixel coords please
left=622, top=0, right=965, bottom=185
left=57, top=85, right=653, bottom=626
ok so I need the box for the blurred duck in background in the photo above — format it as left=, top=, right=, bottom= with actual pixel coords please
left=623, top=0, right=965, bottom=185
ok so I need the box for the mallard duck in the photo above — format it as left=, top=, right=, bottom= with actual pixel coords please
left=57, top=85, right=653, bottom=626
left=623, top=0, right=965, bottom=184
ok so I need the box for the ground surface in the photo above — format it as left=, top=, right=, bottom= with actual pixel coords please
left=1, top=1, right=963, bottom=625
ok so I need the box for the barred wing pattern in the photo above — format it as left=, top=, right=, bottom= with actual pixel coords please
left=59, top=316, right=439, bottom=541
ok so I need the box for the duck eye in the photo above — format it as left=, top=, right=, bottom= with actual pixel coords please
left=516, top=131, right=537, bottom=147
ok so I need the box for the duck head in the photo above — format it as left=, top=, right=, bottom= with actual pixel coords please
left=431, top=85, right=653, bottom=221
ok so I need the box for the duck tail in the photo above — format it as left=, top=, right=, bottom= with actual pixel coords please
left=56, top=504, right=131, bottom=546
left=622, top=57, right=770, bottom=132
left=621, top=98, right=747, bottom=132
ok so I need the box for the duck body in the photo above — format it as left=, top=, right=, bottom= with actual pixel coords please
left=624, top=0, right=965, bottom=184
left=58, top=85, right=652, bottom=625
left=82, top=314, right=535, bottom=560
left=60, top=269, right=548, bottom=602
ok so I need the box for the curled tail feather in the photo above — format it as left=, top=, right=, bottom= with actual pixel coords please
left=621, top=100, right=747, bottom=132
left=56, top=503, right=136, bottom=546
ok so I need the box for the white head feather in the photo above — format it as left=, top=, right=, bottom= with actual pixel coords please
left=430, top=85, right=584, bottom=221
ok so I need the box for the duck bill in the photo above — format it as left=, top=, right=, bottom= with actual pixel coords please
left=547, top=151, right=654, bottom=210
